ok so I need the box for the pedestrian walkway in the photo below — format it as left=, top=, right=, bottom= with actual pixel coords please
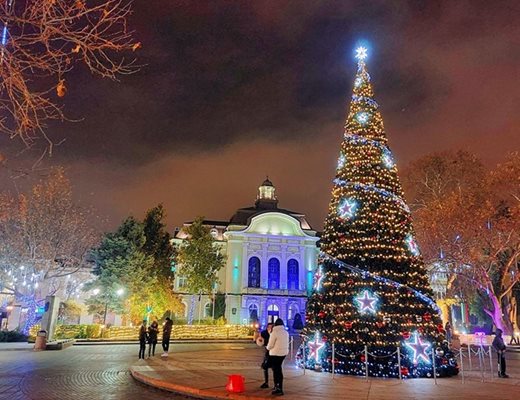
left=130, top=345, right=520, bottom=400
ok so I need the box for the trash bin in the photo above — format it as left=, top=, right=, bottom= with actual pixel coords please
left=34, top=330, right=47, bottom=351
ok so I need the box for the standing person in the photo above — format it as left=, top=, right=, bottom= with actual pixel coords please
left=492, top=329, right=508, bottom=378
left=138, top=320, right=147, bottom=360
left=256, top=323, right=274, bottom=389
left=266, top=319, right=289, bottom=396
left=148, top=320, right=159, bottom=357
left=445, top=321, right=452, bottom=345
left=161, top=317, right=173, bottom=357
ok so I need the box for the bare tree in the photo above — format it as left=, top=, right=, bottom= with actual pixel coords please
left=405, top=151, right=520, bottom=333
left=0, top=167, right=98, bottom=302
left=0, top=0, right=139, bottom=152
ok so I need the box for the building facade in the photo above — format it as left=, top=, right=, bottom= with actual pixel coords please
left=173, top=179, right=319, bottom=328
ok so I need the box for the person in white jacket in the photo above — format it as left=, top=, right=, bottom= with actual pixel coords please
left=266, top=318, right=289, bottom=396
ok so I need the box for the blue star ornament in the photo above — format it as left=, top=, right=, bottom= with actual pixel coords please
left=355, top=290, right=377, bottom=314
left=338, top=198, right=358, bottom=219
left=382, top=149, right=395, bottom=168
left=356, top=111, right=370, bottom=125
left=405, top=332, right=432, bottom=364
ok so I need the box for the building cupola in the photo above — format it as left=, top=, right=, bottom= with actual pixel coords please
left=255, top=177, right=278, bottom=209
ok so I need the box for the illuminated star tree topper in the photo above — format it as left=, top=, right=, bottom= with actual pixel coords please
left=355, top=46, right=368, bottom=61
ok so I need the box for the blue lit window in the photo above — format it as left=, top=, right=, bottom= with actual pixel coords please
left=248, top=257, right=261, bottom=288
left=268, top=258, right=280, bottom=290
left=287, top=259, right=299, bottom=290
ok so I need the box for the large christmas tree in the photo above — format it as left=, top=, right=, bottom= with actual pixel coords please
left=301, top=47, right=458, bottom=378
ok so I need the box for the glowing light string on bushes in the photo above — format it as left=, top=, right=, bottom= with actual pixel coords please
left=319, top=252, right=440, bottom=312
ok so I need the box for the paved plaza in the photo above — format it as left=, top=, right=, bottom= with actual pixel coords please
left=1, top=341, right=519, bottom=399
left=131, top=342, right=520, bottom=400
left=0, top=343, right=188, bottom=400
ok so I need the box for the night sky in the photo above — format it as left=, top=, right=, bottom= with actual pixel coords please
left=1, top=0, right=519, bottom=231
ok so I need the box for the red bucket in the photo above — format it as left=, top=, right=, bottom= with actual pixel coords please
left=226, top=374, right=245, bottom=393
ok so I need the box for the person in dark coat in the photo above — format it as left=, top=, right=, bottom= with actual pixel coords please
left=161, top=317, right=173, bottom=357
left=147, top=320, right=159, bottom=357
left=256, top=323, right=273, bottom=389
left=492, top=329, right=508, bottom=378
left=444, top=321, right=452, bottom=345
left=138, top=320, right=147, bottom=359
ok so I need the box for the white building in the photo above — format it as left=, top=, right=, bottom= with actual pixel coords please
left=173, top=179, right=319, bottom=328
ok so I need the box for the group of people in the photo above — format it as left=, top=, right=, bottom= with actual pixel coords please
left=138, top=317, right=173, bottom=359
left=254, top=318, right=290, bottom=396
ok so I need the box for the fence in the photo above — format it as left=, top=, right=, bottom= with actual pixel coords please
left=294, top=334, right=499, bottom=384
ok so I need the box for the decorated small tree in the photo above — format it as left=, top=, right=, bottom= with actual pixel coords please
left=301, top=47, right=458, bottom=378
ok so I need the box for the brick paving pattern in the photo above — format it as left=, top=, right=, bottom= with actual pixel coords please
left=0, top=344, right=185, bottom=400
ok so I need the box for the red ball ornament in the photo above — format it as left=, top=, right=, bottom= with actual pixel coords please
left=400, top=367, right=409, bottom=376
left=347, top=279, right=354, bottom=285
left=424, top=312, right=432, bottom=322
left=437, top=324, right=445, bottom=334
left=376, top=321, right=385, bottom=329
left=344, top=321, right=353, bottom=329
left=418, top=327, right=424, bottom=334
left=318, top=311, right=325, bottom=318
left=360, top=354, right=366, bottom=363
left=402, top=331, right=411, bottom=339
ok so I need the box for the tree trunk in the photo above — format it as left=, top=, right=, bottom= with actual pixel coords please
left=188, top=294, right=195, bottom=325
left=486, top=294, right=506, bottom=333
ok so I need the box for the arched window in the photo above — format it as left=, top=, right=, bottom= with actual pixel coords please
left=204, top=302, right=212, bottom=318
left=288, top=303, right=299, bottom=320
left=249, top=304, right=259, bottom=322
left=287, top=259, right=299, bottom=290
left=267, top=304, right=280, bottom=323
left=268, top=258, right=280, bottom=289
left=248, top=257, right=261, bottom=288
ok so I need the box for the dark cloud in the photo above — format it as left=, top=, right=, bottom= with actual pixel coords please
left=1, top=0, right=519, bottom=229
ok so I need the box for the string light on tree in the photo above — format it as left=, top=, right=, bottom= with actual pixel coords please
left=299, top=43, right=457, bottom=378
left=337, top=154, right=346, bottom=170
left=355, top=290, right=378, bottom=314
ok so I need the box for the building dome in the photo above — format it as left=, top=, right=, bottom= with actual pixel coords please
left=261, top=177, right=274, bottom=187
